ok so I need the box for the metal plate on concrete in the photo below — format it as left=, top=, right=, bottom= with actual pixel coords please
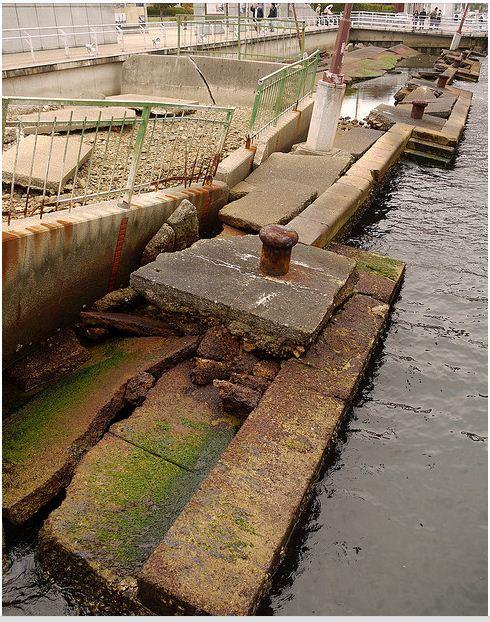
left=2, top=134, right=92, bottom=191
left=131, top=236, right=356, bottom=356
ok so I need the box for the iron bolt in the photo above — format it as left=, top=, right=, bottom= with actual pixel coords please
left=411, top=99, right=428, bottom=119
left=258, top=224, right=298, bottom=277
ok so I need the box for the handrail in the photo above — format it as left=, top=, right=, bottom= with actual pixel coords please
left=2, top=95, right=234, bottom=222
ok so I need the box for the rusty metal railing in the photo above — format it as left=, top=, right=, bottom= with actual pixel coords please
left=2, top=96, right=234, bottom=223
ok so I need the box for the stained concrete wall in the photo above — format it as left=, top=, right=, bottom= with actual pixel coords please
left=3, top=56, right=123, bottom=98
left=3, top=182, right=228, bottom=367
left=121, top=54, right=285, bottom=106
left=350, top=28, right=487, bottom=52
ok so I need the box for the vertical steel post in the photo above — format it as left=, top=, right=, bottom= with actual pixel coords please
left=326, top=4, right=352, bottom=82
left=121, top=105, right=151, bottom=207
left=177, top=15, right=181, bottom=55
left=237, top=13, right=241, bottom=60
left=450, top=3, right=469, bottom=50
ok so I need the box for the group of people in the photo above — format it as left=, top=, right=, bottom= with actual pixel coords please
left=249, top=3, right=278, bottom=31
left=315, top=4, right=335, bottom=26
left=412, top=7, right=443, bottom=30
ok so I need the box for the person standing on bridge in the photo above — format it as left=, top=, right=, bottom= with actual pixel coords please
left=418, top=7, right=427, bottom=29
left=268, top=3, right=278, bottom=31
left=316, top=3, right=321, bottom=26
left=412, top=9, right=419, bottom=31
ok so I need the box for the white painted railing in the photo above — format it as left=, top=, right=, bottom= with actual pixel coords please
left=350, top=11, right=488, bottom=35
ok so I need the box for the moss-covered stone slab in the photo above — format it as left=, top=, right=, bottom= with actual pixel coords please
left=328, top=242, right=406, bottom=284
left=3, top=335, right=198, bottom=525
left=137, top=377, right=346, bottom=615
left=110, top=362, right=241, bottom=471
left=303, top=294, right=389, bottom=401
left=38, top=362, right=239, bottom=610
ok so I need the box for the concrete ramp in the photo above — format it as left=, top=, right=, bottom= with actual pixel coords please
left=17, top=106, right=136, bottom=134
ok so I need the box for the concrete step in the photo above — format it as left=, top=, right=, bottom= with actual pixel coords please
left=3, top=335, right=198, bottom=525
left=407, top=137, right=455, bottom=155
left=403, top=147, right=452, bottom=165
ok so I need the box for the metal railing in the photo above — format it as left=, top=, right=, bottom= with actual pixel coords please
left=248, top=50, right=319, bottom=141
left=176, top=16, right=306, bottom=62
left=350, top=11, right=488, bottom=34
left=2, top=96, right=234, bottom=223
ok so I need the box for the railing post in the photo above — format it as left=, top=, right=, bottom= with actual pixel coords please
left=274, top=72, right=287, bottom=118
left=121, top=105, right=151, bottom=208
left=249, top=81, right=262, bottom=130
left=300, top=21, right=306, bottom=57
left=237, top=14, right=241, bottom=60
left=177, top=15, right=181, bottom=55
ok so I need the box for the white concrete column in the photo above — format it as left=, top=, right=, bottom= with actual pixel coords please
left=306, top=80, right=345, bottom=152
left=450, top=31, right=462, bottom=50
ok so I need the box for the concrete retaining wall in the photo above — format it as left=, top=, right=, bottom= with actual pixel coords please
left=3, top=182, right=228, bottom=366
left=121, top=54, right=284, bottom=106
left=350, top=28, right=487, bottom=53
left=3, top=56, right=123, bottom=98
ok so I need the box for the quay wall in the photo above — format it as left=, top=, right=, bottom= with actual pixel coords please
left=3, top=182, right=228, bottom=367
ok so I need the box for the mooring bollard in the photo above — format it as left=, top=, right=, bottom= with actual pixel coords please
left=258, top=224, right=298, bottom=277
left=411, top=99, right=428, bottom=119
left=436, top=73, right=450, bottom=88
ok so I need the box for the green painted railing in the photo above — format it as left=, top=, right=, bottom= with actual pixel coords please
left=2, top=96, right=234, bottom=222
left=248, top=50, right=319, bottom=140
left=176, top=16, right=306, bottom=62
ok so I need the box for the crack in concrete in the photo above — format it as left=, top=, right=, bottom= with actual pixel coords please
left=188, top=56, right=217, bottom=105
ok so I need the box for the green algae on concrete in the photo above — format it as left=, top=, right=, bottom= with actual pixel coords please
left=110, top=362, right=240, bottom=472
left=328, top=242, right=405, bottom=283
left=39, top=362, right=240, bottom=610
left=137, top=368, right=347, bottom=615
left=3, top=335, right=198, bottom=525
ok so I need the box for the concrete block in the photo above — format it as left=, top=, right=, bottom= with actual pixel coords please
left=18, top=106, right=136, bottom=134
left=287, top=215, right=329, bottom=248
left=2, top=135, right=92, bottom=191
left=219, top=179, right=317, bottom=232
left=246, top=151, right=352, bottom=196
left=215, top=146, right=255, bottom=189
left=131, top=236, right=355, bottom=357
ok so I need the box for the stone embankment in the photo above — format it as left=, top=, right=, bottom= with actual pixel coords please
left=2, top=45, right=482, bottom=616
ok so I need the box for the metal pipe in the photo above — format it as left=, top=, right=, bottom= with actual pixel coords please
left=325, top=3, right=352, bottom=83
left=457, top=3, right=470, bottom=34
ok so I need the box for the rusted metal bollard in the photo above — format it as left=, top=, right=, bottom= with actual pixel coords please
left=259, top=224, right=298, bottom=277
left=436, top=73, right=450, bottom=88
left=411, top=99, right=428, bottom=119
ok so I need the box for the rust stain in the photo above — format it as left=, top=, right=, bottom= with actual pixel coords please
left=107, top=217, right=129, bottom=293
left=56, top=219, right=74, bottom=248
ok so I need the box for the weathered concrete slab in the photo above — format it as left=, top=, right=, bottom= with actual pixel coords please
left=137, top=293, right=391, bottom=615
left=219, top=179, right=317, bottom=232
left=367, top=103, right=446, bottom=132
left=106, top=94, right=198, bottom=115
left=39, top=362, right=239, bottom=608
left=18, top=106, right=136, bottom=134
left=2, top=134, right=92, bottom=191
left=138, top=378, right=346, bottom=615
left=388, top=44, right=420, bottom=58
left=3, top=335, right=198, bottom=525
left=244, top=152, right=352, bottom=195
left=333, top=127, right=384, bottom=158
left=397, top=97, right=456, bottom=119
left=302, top=294, right=389, bottom=400
left=131, top=236, right=356, bottom=356
left=328, top=242, right=406, bottom=303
